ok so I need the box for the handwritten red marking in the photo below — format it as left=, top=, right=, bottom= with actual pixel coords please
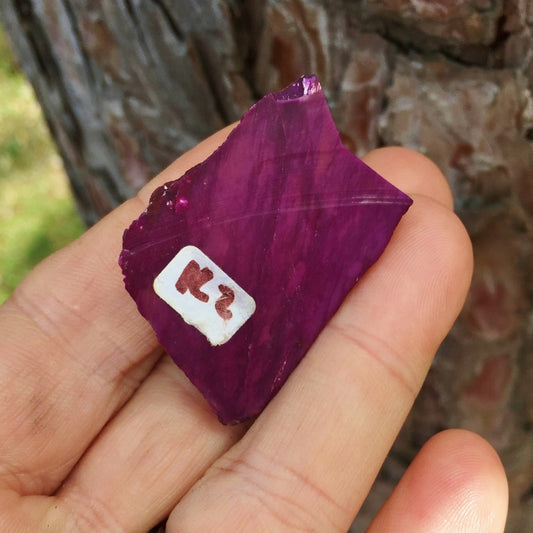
left=175, top=260, right=213, bottom=302
left=215, top=284, right=235, bottom=320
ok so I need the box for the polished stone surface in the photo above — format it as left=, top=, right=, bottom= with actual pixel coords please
left=120, top=76, right=412, bottom=424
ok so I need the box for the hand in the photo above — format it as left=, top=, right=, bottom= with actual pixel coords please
left=0, top=128, right=508, bottom=532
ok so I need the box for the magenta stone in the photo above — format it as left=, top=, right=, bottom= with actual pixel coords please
left=119, top=76, right=412, bottom=424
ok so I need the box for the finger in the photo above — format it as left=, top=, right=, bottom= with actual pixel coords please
left=0, top=126, right=234, bottom=495
left=166, top=148, right=473, bottom=532
left=367, top=429, right=508, bottom=533
left=54, top=356, right=245, bottom=532
left=362, top=146, right=454, bottom=209
left=8, top=146, right=459, bottom=530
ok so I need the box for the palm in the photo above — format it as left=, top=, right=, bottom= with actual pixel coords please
left=0, top=128, right=507, bottom=532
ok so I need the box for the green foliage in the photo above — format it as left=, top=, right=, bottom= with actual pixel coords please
left=0, top=28, right=85, bottom=303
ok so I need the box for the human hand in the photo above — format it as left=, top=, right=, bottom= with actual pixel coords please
left=0, top=128, right=508, bottom=532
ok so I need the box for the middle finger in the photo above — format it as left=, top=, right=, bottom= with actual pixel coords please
left=56, top=356, right=245, bottom=531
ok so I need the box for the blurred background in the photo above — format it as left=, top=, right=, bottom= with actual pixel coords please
left=1, top=1, right=533, bottom=531
left=0, top=27, right=83, bottom=303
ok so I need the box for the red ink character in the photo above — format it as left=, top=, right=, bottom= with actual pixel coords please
left=175, top=260, right=213, bottom=302
left=215, top=284, right=235, bottom=320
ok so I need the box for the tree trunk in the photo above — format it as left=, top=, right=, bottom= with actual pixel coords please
left=2, top=1, right=533, bottom=531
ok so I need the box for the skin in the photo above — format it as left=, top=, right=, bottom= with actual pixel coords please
left=0, top=127, right=508, bottom=532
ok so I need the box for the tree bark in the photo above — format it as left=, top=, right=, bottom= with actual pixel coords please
left=2, top=1, right=533, bottom=531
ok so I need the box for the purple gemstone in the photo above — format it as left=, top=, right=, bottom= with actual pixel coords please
left=119, top=75, right=412, bottom=424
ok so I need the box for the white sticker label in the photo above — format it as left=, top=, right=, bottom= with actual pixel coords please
left=153, top=246, right=256, bottom=346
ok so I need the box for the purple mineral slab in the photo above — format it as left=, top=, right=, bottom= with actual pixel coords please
left=119, top=75, right=412, bottom=424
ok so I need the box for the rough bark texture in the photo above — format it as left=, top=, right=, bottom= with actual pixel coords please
left=1, top=1, right=532, bottom=531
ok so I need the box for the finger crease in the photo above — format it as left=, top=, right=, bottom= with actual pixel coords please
left=60, top=486, right=123, bottom=533
left=327, top=320, right=420, bottom=398
left=214, top=451, right=348, bottom=532
left=11, top=286, right=153, bottom=395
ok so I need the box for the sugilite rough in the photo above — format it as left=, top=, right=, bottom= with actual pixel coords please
left=119, top=75, right=413, bottom=424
